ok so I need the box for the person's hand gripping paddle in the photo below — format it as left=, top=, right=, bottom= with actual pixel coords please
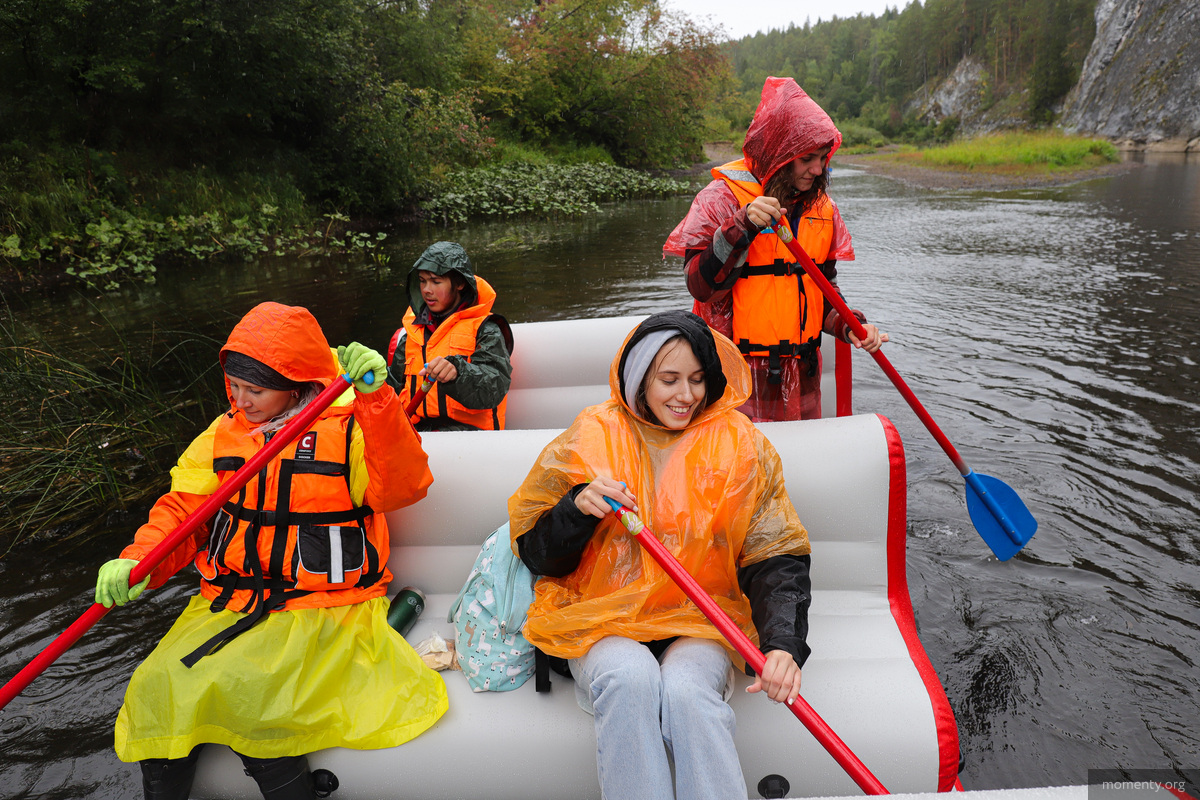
left=768, top=219, right=1037, bottom=561
left=602, top=495, right=890, bottom=795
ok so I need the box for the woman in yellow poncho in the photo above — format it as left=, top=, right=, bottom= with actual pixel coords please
left=509, top=310, right=813, bottom=800
left=93, top=303, right=448, bottom=800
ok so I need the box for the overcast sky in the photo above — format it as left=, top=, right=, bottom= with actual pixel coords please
left=663, top=0, right=904, bottom=41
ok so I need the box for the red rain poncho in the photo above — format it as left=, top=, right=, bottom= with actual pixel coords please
left=664, top=76, right=850, bottom=258
left=663, top=78, right=858, bottom=421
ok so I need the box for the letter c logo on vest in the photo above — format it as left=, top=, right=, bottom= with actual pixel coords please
left=296, top=432, right=317, bottom=461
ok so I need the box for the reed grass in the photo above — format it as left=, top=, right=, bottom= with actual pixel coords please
left=0, top=311, right=226, bottom=555
left=908, top=131, right=1119, bottom=170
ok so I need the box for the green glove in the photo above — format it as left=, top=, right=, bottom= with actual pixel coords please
left=95, top=558, right=150, bottom=608
left=337, top=342, right=387, bottom=394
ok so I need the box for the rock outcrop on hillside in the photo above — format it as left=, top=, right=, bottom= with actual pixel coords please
left=906, top=56, right=1031, bottom=135
left=1061, top=0, right=1200, bottom=150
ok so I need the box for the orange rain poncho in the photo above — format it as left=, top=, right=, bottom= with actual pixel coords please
left=509, top=315, right=811, bottom=660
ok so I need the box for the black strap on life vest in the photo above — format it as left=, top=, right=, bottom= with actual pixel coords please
left=736, top=338, right=821, bottom=383
left=741, top=258, right=795, bottom=277
left=184, top=420, right=380, bottom=666
left=183, top=457, right=280, bottom=668
left=734, top=258, right=822, bottom=383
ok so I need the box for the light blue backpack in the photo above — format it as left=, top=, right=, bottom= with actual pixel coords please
left=447, top=522, right=538, bottom=692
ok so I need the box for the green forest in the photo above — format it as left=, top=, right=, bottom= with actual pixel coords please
left=1, top=0, right=1098, bottom=288
left=722, top=0, right=1098, bottom=139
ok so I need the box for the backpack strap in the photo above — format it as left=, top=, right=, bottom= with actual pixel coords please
left=487, top=314, right=515, bottom=356
left=535, top=650, right=552, bottom=693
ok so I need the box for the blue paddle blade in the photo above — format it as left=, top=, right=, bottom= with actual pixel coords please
left=963, top=471, right=1038, bottom=561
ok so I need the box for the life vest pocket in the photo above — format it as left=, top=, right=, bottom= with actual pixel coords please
left=294, top=523, right=368, bottom=589
left=198, top=509, right=236, bottom=580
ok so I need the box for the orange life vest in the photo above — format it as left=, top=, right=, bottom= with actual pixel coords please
left=713, top=159, right=834, bottom=382
left=401, top=277, right=507, bottom=431
left=183, top=406, right=389, bottom=665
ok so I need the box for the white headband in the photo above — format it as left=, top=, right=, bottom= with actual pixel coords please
left=622, top=328, right=682, bottom=412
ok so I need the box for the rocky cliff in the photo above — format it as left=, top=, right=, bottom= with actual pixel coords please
left=906, top=56, right=1030, bottom=135
left=1061, top=0, right=1200, bottom=150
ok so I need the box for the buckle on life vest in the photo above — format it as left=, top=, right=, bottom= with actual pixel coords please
left=736, top=338, right=821, bottom=383
left=740, top=258, right=793, bottom=278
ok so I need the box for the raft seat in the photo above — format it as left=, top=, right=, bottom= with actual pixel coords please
left=188, top=305, right=952, bottom=799
left=503, top=316, right=848, bottom=430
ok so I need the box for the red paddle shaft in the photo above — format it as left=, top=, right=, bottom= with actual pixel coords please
left=0, top=374, right=356, bottom=711
left=772, top=222, right=969, bottom=476
left=605, top=499, right=890, bottom=795
left=404, top=376, right=434, bottom=425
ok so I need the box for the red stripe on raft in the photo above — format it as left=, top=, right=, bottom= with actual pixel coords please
left=1160, top=783, right=1199, bottom=800
left=835, top=338, right=853, bottom=417
left=879, top=414, right=961, bottom=792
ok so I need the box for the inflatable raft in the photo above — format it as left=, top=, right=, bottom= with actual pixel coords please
left=188, top=316, right=960, bottom=799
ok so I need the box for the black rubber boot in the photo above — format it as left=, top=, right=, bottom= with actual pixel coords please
left=140, top=746, right=203, bottom=800
left=237, top=753, right=318, bottom=800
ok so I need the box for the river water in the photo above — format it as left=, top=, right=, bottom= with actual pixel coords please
left=1, top=154, right=1197, bottom=798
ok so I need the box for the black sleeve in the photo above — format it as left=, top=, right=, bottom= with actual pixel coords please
left=737, top=554, right=812, bottom=668
left=516, top=485, right=600, bottom=578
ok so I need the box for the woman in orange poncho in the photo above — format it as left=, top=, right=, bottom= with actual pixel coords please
left=509, top=310, right=812, bottom=800
left=664, top=76, right=888, bottom=421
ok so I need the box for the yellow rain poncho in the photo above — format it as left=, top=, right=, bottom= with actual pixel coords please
left=113, top=302, right=447, bottom=762
left=509, top=313, right=811, bottom=660
left=115, top=596, right=448, bottom=761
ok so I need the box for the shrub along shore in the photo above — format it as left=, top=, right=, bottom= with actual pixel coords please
left=0, top=145, right=693, bottom=292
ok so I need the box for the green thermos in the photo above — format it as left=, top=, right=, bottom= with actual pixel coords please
left=387, top=586, right=426, bottom=637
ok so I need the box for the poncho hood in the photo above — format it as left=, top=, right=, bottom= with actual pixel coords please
left=610, top=310, right=750, bottom=429
left=219, top=302, right=340, bottom=409
left=742, top=76, right=842, bottom=186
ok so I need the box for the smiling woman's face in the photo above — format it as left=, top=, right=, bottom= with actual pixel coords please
left=642, top=340, right=706, bottom=430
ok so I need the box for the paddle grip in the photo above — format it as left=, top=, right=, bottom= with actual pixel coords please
left=603, top=496, right=889, bottom=795
left=770, top=222, right=970, bottom=476
left=0, top=375, right=355, bottom=712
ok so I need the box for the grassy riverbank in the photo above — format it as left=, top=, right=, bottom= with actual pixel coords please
left=836, top=132, right=1127, bottom=190
left=0, top=312, right=226, bottom=555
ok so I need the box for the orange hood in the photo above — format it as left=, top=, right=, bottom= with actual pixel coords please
left=219, top=302, right=341, bottom=409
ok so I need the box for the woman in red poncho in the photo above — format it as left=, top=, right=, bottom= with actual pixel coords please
left=664, top=76, right=888, bottom=421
